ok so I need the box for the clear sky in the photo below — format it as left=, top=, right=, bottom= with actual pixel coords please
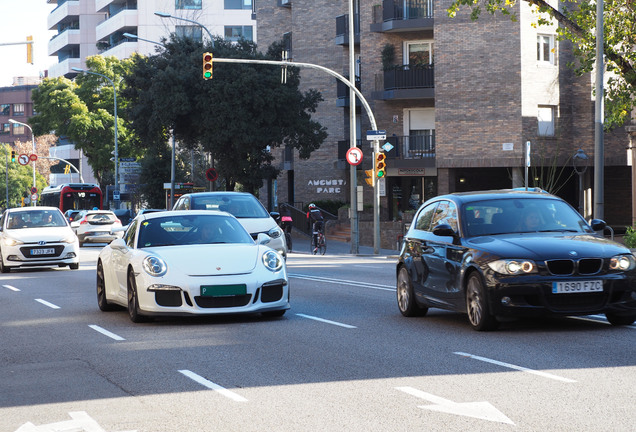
left=0, top=0, right=57, bottom=87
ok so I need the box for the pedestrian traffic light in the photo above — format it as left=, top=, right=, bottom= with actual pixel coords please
left=375, top=152, right=386, bottom=178
left=203, top=52, right=213, bottom=79
left=11, top=150, right=15, bottom=162
left=365, top=169, right=374, bottom=186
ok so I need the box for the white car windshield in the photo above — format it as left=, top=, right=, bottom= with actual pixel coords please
left=8, top=211, right=67, bottom=229
left=137, top=214, right=254, bottom=248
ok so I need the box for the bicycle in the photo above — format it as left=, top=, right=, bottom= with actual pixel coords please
left=310, top=229, right=326, bottom=255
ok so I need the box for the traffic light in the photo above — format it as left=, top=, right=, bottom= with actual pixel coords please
left=375, top=152, right=386, bottom=178
left=26, top=36, right=33, bottom=64
left=10, top=150, right=15, bottom=162
left=203, top=52, right=213, bottom=79
left=365, top=170, right=374, bottom=186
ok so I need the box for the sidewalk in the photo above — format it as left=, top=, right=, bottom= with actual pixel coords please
left=287, top=230, right=399, bottom=257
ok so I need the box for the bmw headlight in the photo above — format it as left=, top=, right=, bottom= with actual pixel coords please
left=609, top=254, right=636, bottom=271
left=267, top=226, right=283, bottom=239
left=143, top=255, right=167, bottom=277
left=262, top=250, right=283, bottom=272
left=3, top=237, right=24, bottom=246
left=488, top=259, right=537, bottom=275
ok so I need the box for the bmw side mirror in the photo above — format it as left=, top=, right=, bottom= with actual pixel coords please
left=433, top=223, right=457, bottom=237
left=589, top=219, right=607, bottom=232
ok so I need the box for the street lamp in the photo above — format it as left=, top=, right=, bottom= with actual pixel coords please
left=9, top=119, right=36, bottom=204
left=154, top=11, right=215, bottom=48
left=121, top=33, right=175, bottom=209
left=572, top=149, right=589, bottom=216
left=71, top=67, right=120, bottom=209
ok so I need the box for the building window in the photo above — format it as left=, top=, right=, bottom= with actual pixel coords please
left=12, top=103, right=25, bottom=116
left=225, top=0, right=252, bottom=9
left=175, top=0, right=202, bottom=9
left=537, top=34, right=555, bottom=65
left=538, top=106, right=555, bottom=136
left=405, top=41, right=433, bottom=66
left=1, top=124, right=10, bottom=134
left=175, top=25, right=203, bottom=41
left=0, top=104, right=9, bottom=115
left=225, top=26, right=253, bottom=42
left=12, top=123, right=25, bottom=135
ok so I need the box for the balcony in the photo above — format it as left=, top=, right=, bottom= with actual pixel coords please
left=96, top=9, right=138, bottom=41
left=371, top=0, right=434, bottom=33
left=48, top=57, right=82, bottom=79
left=48, top=29, right=80, bottom=57
left=335, top=14, right=360, bottom=45
left=336, top=77, right=361, bottom=107
left=373, top=64, right=434, bottom=101
left=48, top=0, right=80, bottom=30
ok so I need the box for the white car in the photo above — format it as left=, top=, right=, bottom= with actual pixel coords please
left=73, top=210, right=123, bottom=246
left=96, top=210, right=289, bottom=322
left=172, top=192, right=287, bottom=258
left=0, top=206, right=80, bottom=272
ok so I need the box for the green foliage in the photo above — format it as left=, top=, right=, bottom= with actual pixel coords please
left=123, top=35, right=327, bottom=195
left=447, top=0, right=636, bottom=129
left=381, top=44, right=396, bottom=70
left=0, top=144, right=48, bottom=209
left=624, top=226, right=636, bottom=248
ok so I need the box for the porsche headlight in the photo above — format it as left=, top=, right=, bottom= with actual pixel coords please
left=609, top=254, right=636, bottom=271
left=488, top=259, right=537, bottom=275
left=262, top=250, right=283, bottom=272
left=267, top=226, right=283, bottom=239
left=143, top=255, right=167, bottom=277
left=3, top=237, right=24, bottom=247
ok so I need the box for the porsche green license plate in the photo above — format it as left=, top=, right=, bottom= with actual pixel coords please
left=201, top=284, right=247, bottom=297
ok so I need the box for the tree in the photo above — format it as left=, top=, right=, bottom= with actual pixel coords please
left=448, top=0, right=636, bottom=129
left=123, top=36, right=327, bottom=194
left=0, top=144, right=48, bottom=209
left=30, top=56, right=139, bottom=191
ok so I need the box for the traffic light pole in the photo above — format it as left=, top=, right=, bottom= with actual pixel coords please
left=211, top=57, right=382, bottom=253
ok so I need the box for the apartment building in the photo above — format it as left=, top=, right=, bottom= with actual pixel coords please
left=47, top=0, right=256, bottom=77
left=255, top=0, right=630, bottom=227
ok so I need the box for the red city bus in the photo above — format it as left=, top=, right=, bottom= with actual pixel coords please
left=39, top=183, right=103, bottom=213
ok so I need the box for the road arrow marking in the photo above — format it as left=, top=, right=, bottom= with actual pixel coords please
left=396, top=386, right=515, bottom=425
left=15, top=411, right=136, bottom=432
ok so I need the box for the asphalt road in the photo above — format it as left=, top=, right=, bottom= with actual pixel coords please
left=1, top=244, right=635, bottom=431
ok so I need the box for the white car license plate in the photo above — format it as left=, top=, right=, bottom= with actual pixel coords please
left=31, top=248, right=55, bottom=255
left=552, top=280, right=603, bottom=294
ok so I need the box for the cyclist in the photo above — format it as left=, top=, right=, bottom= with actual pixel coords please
left=279, top=204, right=293, bottom=252
left=307, top=203, right=324, bottom=253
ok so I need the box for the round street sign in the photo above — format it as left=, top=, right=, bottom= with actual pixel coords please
left=29, top=154, right=37, bottom=162
left=31, top=193, right=38, bottom=201
left=345, top=147, right=364, bottom=166
left=18, top=154, right=29, bottom=165
left=31, top=186, right=37, bottom=194
left=206, top=168, right=218, bottom=182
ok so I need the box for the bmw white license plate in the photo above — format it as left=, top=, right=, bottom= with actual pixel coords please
left=552, top=280, right=603, bottom=294
left=31, top=248, right=55, bottom=255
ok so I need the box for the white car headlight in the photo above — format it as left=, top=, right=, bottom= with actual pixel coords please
left=61, top=235, right=77, bottom=244
left=143, top=255, right=167, bottom=277
left=262, top=250, right=283, bottom=272
left=267, top=226, right=283, bottom=239
left=3, top=237, right=24, bottom=246
left=609, top=254, right=636, bottom=271
left=488, top=259, right=537, bottom=275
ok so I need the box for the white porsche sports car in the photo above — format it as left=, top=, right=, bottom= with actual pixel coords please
left=96, top=210, right=289, bottom=322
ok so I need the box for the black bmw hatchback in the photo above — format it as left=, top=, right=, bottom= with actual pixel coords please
left=396, top=189, right=636, bottom=331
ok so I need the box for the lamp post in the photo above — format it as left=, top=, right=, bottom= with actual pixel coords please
left=121, top=33, right=175, bottom=209
left=572, top=149, right=589, bottom=216
left=9, top=119, right=36, bottom=204
left=71, top=67, right=119, bottom=209
left=154, top=11, right=215, bottom=47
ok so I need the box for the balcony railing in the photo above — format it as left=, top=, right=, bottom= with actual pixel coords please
left=335, top=14, right=360, bottom=39
left=384, top=64, right=433, bottom=90
left=336, top=76, right=361, bottom=105
left=386, top=134, right=435, bottom=160
left=382, top=0, right=433, bottom=21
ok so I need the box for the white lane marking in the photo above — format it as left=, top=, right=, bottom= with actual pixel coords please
left=178, top=369, right=248, bottom=402
left=454, top=352, right=577, bottom=383
left=289, top=273, right=395, bottom=292
left=15, top=410, right=134, bottom=432
left=3, top=284, right=20, bottom=291
left=35, top=299, right=60, bottom=309
left=396, top=386, right=515, bottom=425
left=89, top=325, right=126, bottom=341
left=296, top=313, right=357, bottom=329
left=569, top=315, right=636, bottom=329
